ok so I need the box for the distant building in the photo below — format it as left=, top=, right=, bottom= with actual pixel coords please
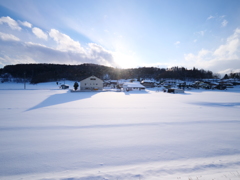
left=80, top=76, right=103, bottom=90
left=141, top=80, right=155, bottom=88
left=123, top=82, right=145, bottom=91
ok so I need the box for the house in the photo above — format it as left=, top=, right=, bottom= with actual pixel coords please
left=141, top=80, right=155, bottom=88
left=123, top=82, right=145, bottom=91
left=80, top=75, right=103, bottom=90
left=104, top=80, right=118, bottom=88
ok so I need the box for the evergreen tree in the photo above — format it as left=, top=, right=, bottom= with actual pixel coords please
left=73, top=82, right=79, bottom=91
left=223, top=74, right=229, bottom=79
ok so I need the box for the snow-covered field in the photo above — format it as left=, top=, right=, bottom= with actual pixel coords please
left=0, top=81, right=240, bottom=180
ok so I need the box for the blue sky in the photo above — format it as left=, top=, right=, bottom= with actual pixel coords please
left=0, top=0, right=240, bottom=75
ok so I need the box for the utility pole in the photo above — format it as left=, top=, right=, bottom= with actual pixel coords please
left=24, top=72, right=26, bottom=89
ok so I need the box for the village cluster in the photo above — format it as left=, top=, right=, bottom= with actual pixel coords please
left=58, top=75, right=240, bottom=93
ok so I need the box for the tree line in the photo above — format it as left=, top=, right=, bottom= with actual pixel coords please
left=0, top=63, right=217, bottom=83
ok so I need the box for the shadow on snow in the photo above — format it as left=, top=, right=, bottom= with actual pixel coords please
left=123, top=90, right=149, bottom=95
left=2, top=120, right=240, bottom=131
left=25, top=91, right=100, bottom=111
left=190, top=102, right=240, bottom=107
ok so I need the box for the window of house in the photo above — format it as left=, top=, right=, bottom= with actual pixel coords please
left=90, top=78, right=96, bottom=80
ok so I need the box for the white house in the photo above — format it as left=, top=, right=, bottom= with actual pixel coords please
left=123, top=82, right=145, bottom=91
left=80, top=76, right=103, bottom=90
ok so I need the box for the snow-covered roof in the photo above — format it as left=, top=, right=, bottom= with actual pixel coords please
left=123, top=82, right=145, bottom=88
left=115, top=79, right=130, bottom=83
left=110, top=80, right=118, bottom=82
left=80, top=75, right=102, bottom=82
left=141, top=80, right=155, bottom=83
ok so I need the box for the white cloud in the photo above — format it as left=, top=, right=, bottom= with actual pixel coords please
left=0, top=32, right=20, bottom=41
left=184, top=49, right=211, bottom=62
left=26, top=42, right=48, bottom=48
left=32, top=27, right=48, bottom=40
left=0, top=33, right=117, bottom=67
left=221, top=19, right=228, bottom=27
left=174, top=41, right=180, bottom=45
left=0, top=55, right=36, bottom=67
left=49, top=29, right=84, bottom=52
left=87, top=43, right=116, bottom=66
left=213, top=28, right=240, bottom=59
left=18, top=20, right=32, bottom=28
left=206, top=15, right=228, bottom=28
left=184, top=28, right=240, bottom=74
left=0, top=17, right=117, bottom=68
left=199, top=49, right=211, bottom=57
left=197, top=30, right=206, bottom=36
left=217, top=68, right=240, bottom=75
left=0, top=16, right=21, bottom=30
left=207, top=15, right=214, bottom=20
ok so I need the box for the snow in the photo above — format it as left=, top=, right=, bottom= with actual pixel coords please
left=0, top=81, right=240, bottom=180
left=123, top=82, right=145, bottom=88
left=141, top=80, right=155, bottom=83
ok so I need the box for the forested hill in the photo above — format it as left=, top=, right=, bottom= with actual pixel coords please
left=0, top=63, right=215, bottom=83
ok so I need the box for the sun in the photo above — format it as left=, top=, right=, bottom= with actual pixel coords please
left=113, top=51, right=139, bottom=69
